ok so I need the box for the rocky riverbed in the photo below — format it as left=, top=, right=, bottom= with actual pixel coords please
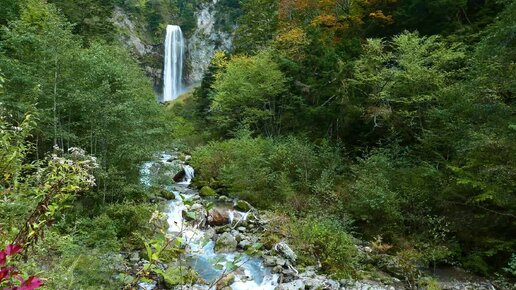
left=128, top=152, right=500, bottom=290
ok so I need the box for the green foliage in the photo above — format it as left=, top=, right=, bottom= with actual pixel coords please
left=199, top=186, right=217, bottom=197
left=161, top=267, right=198, bottom=287
left=192, top=136, right=344, bottom=209
left=0, top=0, right=21, bottom=26
left=0, top=0, right=171, bottom=194
left=504, top=254, right=516, bottom=277
left=234, top=0, right=279, bottom=54
left=28, top=231, right=125, bottom=289
left=211, top=51, right=288, bottom=137
left=48, top=0, right=117, bottom=41
left=348, top=150, right=401, bottom=228
left=351, top=31, right=465, bottom=142
left=0, top=0, right=514, bottom=284
left=290, top=217, right=358, bottom=278
left=394, top=0, right=468, bottom=35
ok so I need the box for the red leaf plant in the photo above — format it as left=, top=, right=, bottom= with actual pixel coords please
left=0, top=244, right=43, bottom=290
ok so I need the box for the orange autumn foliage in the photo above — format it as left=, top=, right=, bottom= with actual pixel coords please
left=369, top=10, right=394, bottom=24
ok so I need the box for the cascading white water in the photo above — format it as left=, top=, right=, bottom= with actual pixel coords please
left=163, top=25, right=184, bottom=102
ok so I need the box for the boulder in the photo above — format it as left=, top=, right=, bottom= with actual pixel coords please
left=272, top=265, right=283, bottom=273
left=235, top=200, right=252, bottom=212
left=203, top=227, right=216, bottom=240
left=215, top=232, right=237, bottom=252
left=172, top=170, right=185, bottom=182
left=159, top=189, right=175, bottom=200
left=275, top=242, right=297, bottom=263
left=200, top=186, right=217, bottom=197
left=208, top=208, right=230, bottom=226
left=218, top=195, right=232, bottom=203
left=182, top=210, right=198, bottom=221
left=276, top=257, right=287, bottom=267
left=263, top=255, right=277, bottom=267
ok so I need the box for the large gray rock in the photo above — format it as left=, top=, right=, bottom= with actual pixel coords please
left=275, top=242, right=297, bottom=263
left=215, top=232, right=237, bottom=252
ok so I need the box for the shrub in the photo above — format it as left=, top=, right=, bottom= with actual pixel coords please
left=290, top=217, right=358, bottom=278
left=191, top=136, right=344, bottom=209
left=348, top=150, right=401, bottom=231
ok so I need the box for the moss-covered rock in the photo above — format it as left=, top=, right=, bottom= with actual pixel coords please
left=159, top=189, right=175, bottom=200
left=163, top=267, right=198, bottom=287
left=200, top=186, right=217, bottom=197
left=235, top=200, right=252, bottom=212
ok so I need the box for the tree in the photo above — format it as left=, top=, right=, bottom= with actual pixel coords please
left=211, top=51, right=288, bottom=136
left=0, top=0, right=170, bottom=197
left=234, top=0, right=280, bottom=54
left=350, top=31, right=465, bottom=143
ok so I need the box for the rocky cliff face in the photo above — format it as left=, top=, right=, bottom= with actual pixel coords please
left=186, top=0, right=235, bottom=84
left=111, top=7, right=163, bottom=91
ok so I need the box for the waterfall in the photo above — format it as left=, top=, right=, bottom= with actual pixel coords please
left=183, top=165, right=195, bottom=184
left=163, top=25, right=184, bottom=102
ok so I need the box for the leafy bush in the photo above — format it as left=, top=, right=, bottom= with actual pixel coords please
left=348, top=149, right=401, bottom=232
left=290, top=217, right=358, bottom=278
left=24, top=231, right=125, bottom=290
left=191, top=136, right=343, bottom=209
left=210, top=51, right=287, bottom=137
left=104, top=203, right=154, bottom=241
left=75, top=215, right=120, bottom=251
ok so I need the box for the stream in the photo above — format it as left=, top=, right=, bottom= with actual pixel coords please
left=138, top=153, right=499, bottom=290
left=140, top=153, right=279, bottom=290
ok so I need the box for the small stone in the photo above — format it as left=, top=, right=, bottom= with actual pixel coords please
left=237, top=226, right=247, bottom=232
left=219, top=195, right=231, bottom=202
left=190, top=203, right=203, bottom=211
left=276, top=279, right=305, bottom=290
left=208, top=208, right=230, bottom=226
left=129, top=252, right=140, bottom=262
left=263, top=255, right=276, bottom=267
left=325, top=279, right=340, bottom=290
left=238, top=239, right=252, bottom=249
left=276, top=257, right=287, bottom=267
left=203, top=228, right=216, bottom=240
left=275, top=242, right=297, bottom=263
left=215, top=225, right=230, bottom=234
left=216, top=273, right=235, bottom=290
left=272, top=265, right=283, bottom=273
